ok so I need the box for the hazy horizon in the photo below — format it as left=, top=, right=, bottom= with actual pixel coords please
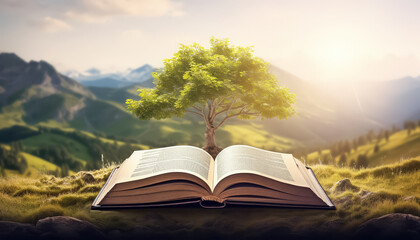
left=2, top=0, right=420, bottom=84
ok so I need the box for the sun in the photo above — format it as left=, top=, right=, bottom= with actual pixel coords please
left=313, top=35, right=361, bottom=79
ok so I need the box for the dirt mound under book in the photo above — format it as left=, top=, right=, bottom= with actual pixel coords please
left=92, top=145, right=335, bottom=209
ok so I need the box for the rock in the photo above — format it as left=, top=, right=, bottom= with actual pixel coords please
left=81, top=173, right=95, bottom=183
left=359, top=190, right=378, bottom=200
left=0, top=221, right=39, bottom=239
left=333, top=195, right=352, bottom=207
left=404, top=196, right=417, bottom=202
left=36, top=216, right=105, bottom=240
left=331, top=178, right=360, bottom=194
left=356, top=213, right=420, bottom=239
left=358, top=190, right=370, bottom=197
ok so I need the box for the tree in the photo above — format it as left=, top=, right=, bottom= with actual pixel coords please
left=343, top=140, right=351, bottom=153
left=366, top=130, right=375, bottom=143
left=349, top=159, right=356, bottom=168
left=321, top=154, right=333, bottom=165
left=404, top=120, right=417, bottom=135
left=358, top=135, right=367, bottom=146
left=384, top=130, right=390, bottom=142
left=126, top=38, right=295, bottom=157
left=391, top=124, right=398, bottom=133
left=338, top=154, right=347, bottom=167
left=0, top=161, right=6, bottom=177
left=374, top=144, right=380, bottom=153
left=352, top=138, right=358, bottom=151
left=356, top=154, right=368, bottom=169
left=60, top=164, right=69, bottom=177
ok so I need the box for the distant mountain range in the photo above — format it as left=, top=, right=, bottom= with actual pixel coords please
left=0, top=53, right=152, bottom=136
left=1, top=52, right=420, bottom=148
left=64, top=64, right=156, bottom=88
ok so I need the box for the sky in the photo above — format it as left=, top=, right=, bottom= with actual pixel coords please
left=1, top=0, right=420, bottom=84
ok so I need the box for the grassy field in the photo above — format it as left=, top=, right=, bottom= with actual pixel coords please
left=22, top=133, right=91, bottom=163
left=219, top=122, right=298, bottom=151
left=0, top=158, right=418, bottom=234
left=306, top=128, right=420, bottom=167
left=2, top=151, right=70, bottom=178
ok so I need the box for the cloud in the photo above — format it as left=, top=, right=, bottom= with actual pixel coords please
left=66, top=0, right=185, bottom=22
left=1, top=0, right=184, bottom=24
left=33, top=16, right=72, bottom=33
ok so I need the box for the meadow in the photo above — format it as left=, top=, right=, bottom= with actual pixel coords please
left=0, top=158, right=418, bottom=235
left=306, top=128, right=420, bottom=167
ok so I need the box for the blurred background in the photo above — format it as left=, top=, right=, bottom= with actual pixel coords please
left=1, top=0, right=420, bottom=177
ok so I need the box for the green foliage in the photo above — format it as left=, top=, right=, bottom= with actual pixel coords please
left=0, top=143, right=28, bottom=173
left=404, top=120, right=417, bottom=135
left=338, top=154, right=347, bottom=167
left=356, top=154, right=368, bottom=169
left=31, top=146, right=82, bottom=171
left=127, top=38, right=295, bottom=150
left=306, top=126, right=420, bottom=167
left=0, top=125, right=39, bottom=143
left=24, top=127, right=141, bottom=172
left=374, top=144, right=380, bottom=153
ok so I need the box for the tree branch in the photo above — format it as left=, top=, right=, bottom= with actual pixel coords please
left=185, top=110, right=204, bottom=117
left=215, top=104, right=247, bottom=116
left=201, top=105, right=210, bottom=127
left=214, top=108, right=260, bottom=130
left=192, top=105, right=201, bottom=111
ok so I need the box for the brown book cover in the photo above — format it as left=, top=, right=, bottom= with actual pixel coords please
left=91, top=145, right=335, bottom=210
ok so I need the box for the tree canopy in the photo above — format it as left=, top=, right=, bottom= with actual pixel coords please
left=126, top=38, right=295, bottom=157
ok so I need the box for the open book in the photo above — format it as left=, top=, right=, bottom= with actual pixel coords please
left=92, top=145, right=335, bottom=209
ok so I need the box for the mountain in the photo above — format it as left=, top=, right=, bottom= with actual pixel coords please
left=0, top=53, right=93, bottom=103
left=0, top=53, right=95, bottom=124
left=125, top=64, right=155, bottom=82
left=0, top=53, right=141, bottom=133
left=65, top=64, right=156, bottom=88
left=351, top=76, right=420, bottom=125
left=81, top=78, right=134, bottom=88
left=261, top=66, right=381, bottom=143
left=88, top=79, right=155, bottom=104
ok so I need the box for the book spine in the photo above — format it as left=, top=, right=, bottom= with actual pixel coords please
left=91, top=167, right=119, bottom=209
left=200, top=196, right=226, bottom=208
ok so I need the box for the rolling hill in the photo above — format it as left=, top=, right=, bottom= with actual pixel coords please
left=306, top=127, right=420, bottom=167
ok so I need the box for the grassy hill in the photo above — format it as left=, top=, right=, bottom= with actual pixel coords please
left=0, top=158, right=418, bottom=233
left=306, top=128, right=420, bottom=167
left=0, top=125, right=148, bottom=175
left=0, top=143, right=63, bottom=177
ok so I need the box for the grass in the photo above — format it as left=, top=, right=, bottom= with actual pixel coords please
left=22, top=132, right=92, bottom=163
left=306, top=128, right=420, bottom=167
left=0, top=168, right=112, bottom=223
left=220, top=122, right=297, bottom=151
left=21, top=152, right=60, bottom=175
left=0, top=158, right=418, bottom=234
left=2, top=151, right=75, bottom=178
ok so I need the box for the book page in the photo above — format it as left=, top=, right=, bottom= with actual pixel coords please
left=213, top=145, right=308, bottom=190
left=115, top=146, right=214, bottom=189
left=294, top=158, right=334, bottom=207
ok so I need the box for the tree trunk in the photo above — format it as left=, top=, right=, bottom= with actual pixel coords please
left=205, top=127, right=216, bottom=148
left=203, top=126, right=222, bottom=158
